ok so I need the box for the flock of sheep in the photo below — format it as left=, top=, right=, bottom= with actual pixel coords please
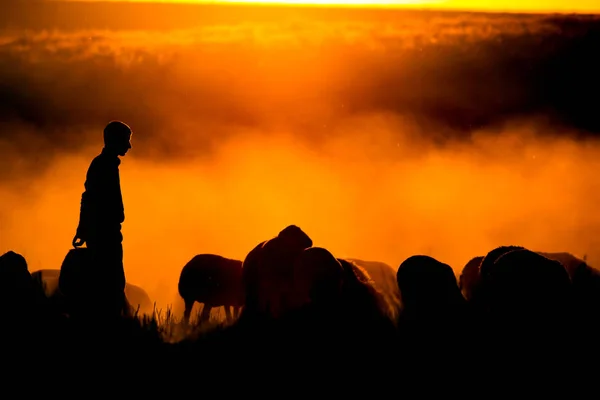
left=2, top=223, right=600, bottom=345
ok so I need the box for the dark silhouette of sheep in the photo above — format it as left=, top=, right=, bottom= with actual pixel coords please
left=33, top=268, right=153, bottom=316
left=58, top=247, right=132, bottom=319
left=31, top=269, right=68, bottom=315
left=345, top=258, right=401, bottom=319
left=241, top=224, right=312, bottom=320
left=336, top=258, right=398, bottom=327
left=394, top=255, right=470, bottom=361
left=218, top=250, right=396, bottom=366
left=290, top=247, right=345, bottom=312
left=459, top=255, right=483, bottom=301
left=1, top=251, right=34, bottom=294
left=178, top=254, right=244, bottom=324
left=484, top=248, right=572, bottom=329
left=470, top=245, right=526, bottom=312
left=462, top=248, right=600, bottom=327
left=31, top=269, right=57, bottom=297
left=237, top=248, right=396, bottom=350
left=479, top=245, right=526, bottom=280
left=536, top=251, right=587, bottom=279
left=475, top=247, right=590, bottom=316
left=0, top=251, right=48, bottom=323
left=537, top=251, right=600, bottom=326
left=124, top=283, right=154, bottom=316
left=396, top=255, right=467, bottom=326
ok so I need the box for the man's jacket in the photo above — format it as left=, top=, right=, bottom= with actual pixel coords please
left=77, top=148, right=125, bottom=243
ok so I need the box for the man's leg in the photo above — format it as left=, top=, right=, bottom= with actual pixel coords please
left=108, top=241, right=127, bottom=319
left=118, top=242, right=127, bottom=316
left=76, top=240, right=105, bottom=323
left=87, top=239, right=127, bottom=321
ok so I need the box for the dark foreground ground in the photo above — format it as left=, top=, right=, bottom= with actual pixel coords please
left=4, top=304, right=599, bottom=391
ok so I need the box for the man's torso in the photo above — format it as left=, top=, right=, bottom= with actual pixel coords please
left=80, top=149, right=125, bottom=243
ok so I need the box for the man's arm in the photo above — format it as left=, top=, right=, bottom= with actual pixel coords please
left=75, top=188, right=90, bottom=241
left=114, top=166, right=125, bottom=224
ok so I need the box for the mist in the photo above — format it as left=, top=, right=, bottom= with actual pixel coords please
left=1, top=3, right=599, bottom=311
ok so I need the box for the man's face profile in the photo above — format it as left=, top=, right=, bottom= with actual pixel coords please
left=115, top=134, right=132, bottom=157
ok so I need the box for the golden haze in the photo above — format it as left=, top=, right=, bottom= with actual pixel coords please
left=2, top=118, right=600, bottom=313
left=0, top=9, right=599, bottom=315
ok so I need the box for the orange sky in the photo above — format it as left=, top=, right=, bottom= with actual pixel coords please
left=99, top=0, right=600, bottom=13
left=3, top=0, right=599, bottom=317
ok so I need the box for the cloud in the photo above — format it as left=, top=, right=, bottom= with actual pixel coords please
left=0, top=10, right=598, bottom=163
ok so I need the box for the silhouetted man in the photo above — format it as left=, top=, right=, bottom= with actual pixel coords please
left=72, top=121, right=132, bottom=320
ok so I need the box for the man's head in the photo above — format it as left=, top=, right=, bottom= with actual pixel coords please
left=104, top=121, right=132, bottom=156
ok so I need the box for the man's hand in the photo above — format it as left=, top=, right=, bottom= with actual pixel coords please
left=72, top=235, right=85, bottom=248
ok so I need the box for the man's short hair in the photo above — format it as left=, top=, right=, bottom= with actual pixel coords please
left=104, top=121, right=132, bottom=145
